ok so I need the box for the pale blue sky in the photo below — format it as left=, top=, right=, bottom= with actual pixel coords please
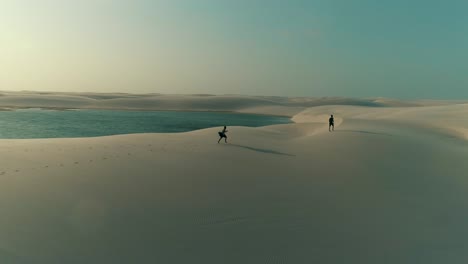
left=0, top=0, right=467, bottom=98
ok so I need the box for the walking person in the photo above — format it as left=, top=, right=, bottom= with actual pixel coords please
left=329, top=115, right=334, bottom=132
left=218, top=126, right=228, bottom=143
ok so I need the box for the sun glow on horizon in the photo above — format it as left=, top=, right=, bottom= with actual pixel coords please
left=1, top=0, right=467, bottom=99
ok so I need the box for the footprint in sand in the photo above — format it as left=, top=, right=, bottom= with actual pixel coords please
left=0, top=172, right=5, bottom=175
left=15, top=170, right=19, bottom=173
left=89, top=160, right=93, bottom=163
left=74, top=162, right=79, bottom=165
left=44, top=165, right=49, bottom=168
left=60, top=163, right=64, bottom=167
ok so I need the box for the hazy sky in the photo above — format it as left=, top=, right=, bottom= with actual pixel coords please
left=1, top=0, right=467, bottom=98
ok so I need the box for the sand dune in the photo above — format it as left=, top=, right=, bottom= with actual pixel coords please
left=0, top=93, right=467, bottom=263
left=2, top=90, right=465, bottom=113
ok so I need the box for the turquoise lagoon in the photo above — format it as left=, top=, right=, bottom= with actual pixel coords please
left=0, top=109, right=291, bottom=139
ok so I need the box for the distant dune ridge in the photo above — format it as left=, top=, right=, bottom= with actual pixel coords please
left=0, top=91, right=467, bottom=263
left=0, top=90, right=465, bottom=114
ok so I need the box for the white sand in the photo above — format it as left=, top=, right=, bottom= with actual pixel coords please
left=0, top=92, right=467, bottom=263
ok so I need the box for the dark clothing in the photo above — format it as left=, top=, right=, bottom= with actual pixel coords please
left=218, top=127, right=228, bottom=143
left=329, top=117, right=334, bottom=125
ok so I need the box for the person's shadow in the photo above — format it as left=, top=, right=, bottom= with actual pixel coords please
left=334, top=130, right=393, bottom=136
left=228, top=144, right=295, bottom=157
